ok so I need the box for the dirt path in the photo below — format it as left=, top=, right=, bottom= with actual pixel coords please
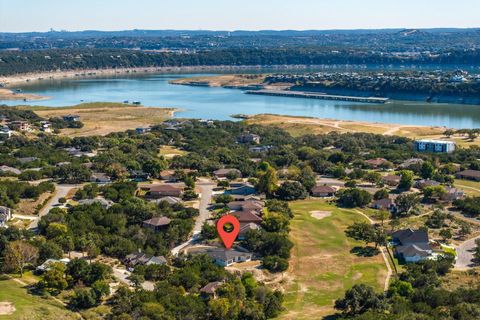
left=354, top=209, right=393, bottom=291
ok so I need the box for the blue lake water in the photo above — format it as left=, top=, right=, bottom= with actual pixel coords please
left=2, top=72, right=480, bottom=128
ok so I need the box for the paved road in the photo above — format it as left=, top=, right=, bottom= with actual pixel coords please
left=28, top=184, right=80, bottom=230
left=171, top=179, right=215, bottom=256
left=455, top=235, right=480, bottom=270
left=112, top=267, right=155, bottom=291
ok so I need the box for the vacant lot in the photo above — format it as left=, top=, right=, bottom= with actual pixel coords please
left=0, top=278, right=77, bottom=320
left=25, top=102, right=175, bottom=136
left=280, top=200, right=387, bottom=319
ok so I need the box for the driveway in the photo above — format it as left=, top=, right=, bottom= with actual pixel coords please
left=112, top=267, right=155, bottom=291
left=455, top=235, right=480, bottom=270
left=28, top=184, right=80, bottom=230
left=171, top=178, right=215, bottom=256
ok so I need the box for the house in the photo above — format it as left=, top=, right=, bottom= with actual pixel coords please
left=456, top=170, right=480, bottom=182
left=371, top=198, right=396, bottom=212
left=382, top=175, right=401, bottom=187
left=130, top=170, right=151, bottom=181
left=225, top=182, right=256, bottom=196
left=159, top=170, right=177, bottom=182
left=62, top=114, right=80, bottom=122
left=17, top=157, right=38, bottom=164
left=90, top=172, right=112, bottom=184
left=200, top=281, right=223, bottom=299
left=143, top=216, right=172, bottom=231
left=392, top=228, right=429, bottom=246
left=227, top=200, right=263, bottom=212
left=232, top=210, right=263, bottom=225
left=144, top=184, right=183, bottom=198
left=124, top=252, right=167, bottom=268
left=414, top=139, right=455, bottom=153
left=415, top=179, right=441, bottom=189
left=238, top=223, right=261, bottom=240
left=135, top=127, right=151, bottom=134
left=36, top=258, right=70, bottom=272
left=249, top=145, right=272, bottom=153
left=40, top=121, right=52, bottom=133
left=392, top=228, right=433, bottom=263
left=213, top=168, right=242, bottom=179
left=399, top=158, right=424, bottom=169
left=441, top=187, right=465, bottom=202
left=0, top=165, right=21, bottom=175
left=237, top=133, right=260, bottom=144
left=396, top=244, right=433, bottom=263
left=205, top=248, right=252, bottom=267
left=154, top=196, right=183, bottom=205
left=0, top=126, right=12, bottom=139
left=65, top=147, right=96, bottom=158
left=365, top=158, right=388, bottom=169
left=0, top=206, right=12, bottom=227
left=9, top=121, right=30, bottom=131
left=78, top=198, right=114, bottom=208
left=311, top=185, right=337, bottom=197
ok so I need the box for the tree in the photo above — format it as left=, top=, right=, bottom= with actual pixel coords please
left=346, top=222, right=386, bottom=249
left=388, top=280, right=414, bottom=298
left=298, top=166, right=316, bottom=192
left=337, top=188, right=372, bottom=208
left=420, top=161, right=435, bottom=179
left=439, top=228, right=453, bottom=243
left=458, top=222, right=472, bottom=239
left=375, top=210, right=390, bottom=227
left=423, top=185, right=446, bottom=201
left=444, top=129, right=455, bottom=138
left=395, top=193, right=420, bottom=216
left=373, top=189, right=389, bottom=200
left=398, top=170, right=414, bottom=190
left=201, top=222, right=217, bottom=240
left=364, top=171, right=382, bottom=184
left=38, top=262, right=68, bottom=293
left=256, top=162, right=278, bottom=196
left=2, top=240, right=38, bottom=276
left=334, top=284, right=386, bottom=316
left=262, top=256, right=288, bottom=272
left=276, top=181, right=307, bottom=201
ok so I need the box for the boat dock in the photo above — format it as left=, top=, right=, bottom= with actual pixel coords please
left=245, top=89, right=389, bottom=104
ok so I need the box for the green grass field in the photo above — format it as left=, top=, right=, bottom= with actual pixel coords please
left=279, top=200, right=388, bottom=320
left=0, top=277, right=77, bottom=320
left=454, top=179, right=480, bottom=197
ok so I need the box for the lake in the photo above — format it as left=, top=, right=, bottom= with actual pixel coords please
left=2, top=72, right=480, bottom=128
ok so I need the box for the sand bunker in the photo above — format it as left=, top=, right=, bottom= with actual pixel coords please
left=0, top=302, right=15, bottom=315
left=310, top=211, right=332, bottom=220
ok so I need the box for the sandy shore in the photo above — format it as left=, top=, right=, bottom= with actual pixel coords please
left=0, top=88, right=49, bottom=101
left=0, top=64, right=314, bottom=88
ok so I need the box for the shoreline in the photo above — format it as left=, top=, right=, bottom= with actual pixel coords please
left=0, top=64, right=323, bottom=88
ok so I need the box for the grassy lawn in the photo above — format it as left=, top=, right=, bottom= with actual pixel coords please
left=279, top=200, right=388, bottom=319
left=0, top=277, right=77, bottom=320
left=159, top=146, right=188, bottom=158
left=454, top=179, right=480, bottom=196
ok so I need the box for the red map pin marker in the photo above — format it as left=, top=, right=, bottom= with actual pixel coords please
left=217, top=214, right=240, bottom=249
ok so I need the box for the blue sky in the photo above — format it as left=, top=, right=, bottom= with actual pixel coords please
left=1, top=0, right=479, bottom=32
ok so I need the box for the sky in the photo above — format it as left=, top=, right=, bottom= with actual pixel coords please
left=1, top=0, right=479, bottom=32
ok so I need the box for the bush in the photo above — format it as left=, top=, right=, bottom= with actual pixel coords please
left=262, top=256, right=289, bottom=272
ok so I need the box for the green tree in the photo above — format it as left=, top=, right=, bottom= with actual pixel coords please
left=420, top=161, right=436, bottom=179
left=398, top=170, right=414, bottom=190
left=256, top=162, right=278, bottom=196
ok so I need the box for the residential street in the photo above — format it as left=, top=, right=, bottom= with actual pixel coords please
left=171, top=178, right=215, bottom=256
left=455, top=235, right=480, bottom=270
left=28, top=184, right=80, bottom=230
